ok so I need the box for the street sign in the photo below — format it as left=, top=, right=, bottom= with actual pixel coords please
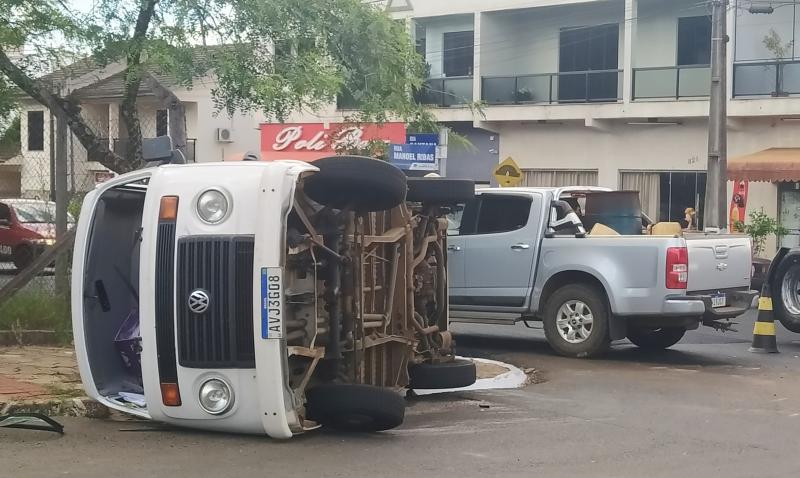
left=493, top=157, right=523, bottom=187
left=406, top=133, right=439, bottom=145
left=389, top=143, right=438, bottom=171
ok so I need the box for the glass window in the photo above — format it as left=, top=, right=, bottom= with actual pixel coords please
left=11, top=202, right=75, bottom=224
left=678, top=16, right=712, bottom=66
left=443, top=31, right=474, bottom=77
left=0, top=203, right=11, bottom=222
left=27, top=111, right=44, bottom=151
left=558, top=24, right=619, bottom=102
left=475, top=195, right=532, bottom=234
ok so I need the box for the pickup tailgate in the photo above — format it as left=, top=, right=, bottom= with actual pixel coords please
left=685, top=234, right=752, bottom=291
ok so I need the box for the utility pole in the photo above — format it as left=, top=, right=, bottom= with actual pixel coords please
left=704, top=0, right=729, bottom=231
left=54, top=111, right=69, bottom=295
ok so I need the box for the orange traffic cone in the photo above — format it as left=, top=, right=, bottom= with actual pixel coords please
left=749, top=284, right=779, bottom=354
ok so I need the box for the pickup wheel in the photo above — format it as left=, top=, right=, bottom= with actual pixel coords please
left=406, top=178, right=475, bottom=205
left=543, top=284, right=610, bottom=358
left=305, top=383, right=405, bottom=432
left=303, top=155, right=407, bottom=212
left=774, top=258, right=800, bottom=333
left=626, top=326, right=686, bottom=350
left=408, top=359, right=477, bottom=389
left=12, top=245, right=35, bottom=271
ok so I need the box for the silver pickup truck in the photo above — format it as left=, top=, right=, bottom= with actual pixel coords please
left=448, top=187, right=756, bottom=358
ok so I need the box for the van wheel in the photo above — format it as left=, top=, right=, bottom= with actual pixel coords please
left=773, top=258, right=800, bottom=333
left=543, top=284, right=610, bottom=358
left=303, top=156, right=407, bottom=212
left=627, top=326, right=686, bottom=350
left=305, top=383, right=405, bottom=432
left=12, top=245, right=35, bottom=271
left=406, top=178, right=475, bottom=205
left=408, top=359, right=477, bottom=389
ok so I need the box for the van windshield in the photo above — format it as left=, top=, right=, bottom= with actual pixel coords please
left=12, top=203, right=75, bottom=224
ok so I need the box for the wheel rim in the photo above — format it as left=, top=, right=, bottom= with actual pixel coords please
left=556, top=300, right=594, bottom=344
left=781, top=264, right=800, bottom=316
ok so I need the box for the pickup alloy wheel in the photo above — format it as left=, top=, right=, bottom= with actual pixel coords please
left=543, top=284, right=610, bottom=358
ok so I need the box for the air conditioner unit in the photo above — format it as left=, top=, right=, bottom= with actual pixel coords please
left=217, top=128, right=234, bottom=143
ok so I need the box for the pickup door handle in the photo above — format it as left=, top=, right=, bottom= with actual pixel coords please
left=511, top=243, right=531, bottom=251
left=447, top=245, right=462, bottom=252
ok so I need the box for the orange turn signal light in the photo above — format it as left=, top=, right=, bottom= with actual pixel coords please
left=160, top=382, right=182, bottom=406
left=159, top=196, right=179, bottom=222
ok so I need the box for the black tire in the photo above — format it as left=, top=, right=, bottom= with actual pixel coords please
left=408, top=359, right=477, bottom=389
left=12, top=245, right=35, bottom=271
left=303, top=156, right=407, bottom=212
left=543, top=284, right=610, bottom=358
left=773, top=255, right=800, bottom=333
left=627, top=326, right=686, bottom=350
left=406, top=178, right=475, bottom=205
left=305, top=383, right=405, bottom=432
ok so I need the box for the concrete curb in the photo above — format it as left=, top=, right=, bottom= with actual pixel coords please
left=1, top=397, right=109, bottom=418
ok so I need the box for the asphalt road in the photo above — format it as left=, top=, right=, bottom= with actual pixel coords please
left=3, top=310, right=800, bottom=477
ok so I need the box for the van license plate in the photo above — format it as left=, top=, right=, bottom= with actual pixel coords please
left=711, top=293, right=726, bottom=308
left=261, top=267, right=283, bottom=339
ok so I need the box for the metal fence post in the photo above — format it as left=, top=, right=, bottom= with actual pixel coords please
left=54, top=111, right=69, bottom=296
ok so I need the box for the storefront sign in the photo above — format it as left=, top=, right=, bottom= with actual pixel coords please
left=389, top=143, right=438, bottom=171
left=94, top=171, right=116, bottom=184
left=260, top=122, right=406, bottom=161
left=406, top=133, right=439, bottom=146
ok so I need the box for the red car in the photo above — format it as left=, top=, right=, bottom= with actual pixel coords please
left=0, top=199, right=73, bottom=270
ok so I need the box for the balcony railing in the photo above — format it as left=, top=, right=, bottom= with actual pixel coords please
left=733, top=60, right=800, bottom=97
left=415, top=76, right=474, bottom=107
left=112, top=137, right=198, bottom=162
left=482, top=70, right=622, bottom=105
left=632, top=65, right=711, bottom=100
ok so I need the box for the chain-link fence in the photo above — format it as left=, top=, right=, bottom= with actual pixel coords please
left=0, top=106, right=161, bottom=343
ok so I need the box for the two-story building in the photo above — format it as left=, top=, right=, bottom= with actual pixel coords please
left=389, top=0, right=800, bottom=253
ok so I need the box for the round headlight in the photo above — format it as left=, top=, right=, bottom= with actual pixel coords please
left=198, top=378, right=233, bottom=415
left=197, top=189, right=229, bottom=224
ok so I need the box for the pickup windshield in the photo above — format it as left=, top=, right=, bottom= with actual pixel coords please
left=12, top=203, right=75, bottom=224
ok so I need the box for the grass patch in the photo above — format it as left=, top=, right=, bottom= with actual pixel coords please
left=42, top=384, right=85, bottom=399
left=0, top=290, right=72, bottom=344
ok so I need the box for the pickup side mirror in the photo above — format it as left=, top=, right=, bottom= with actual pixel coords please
left=546, top=200, right=586, bottom=238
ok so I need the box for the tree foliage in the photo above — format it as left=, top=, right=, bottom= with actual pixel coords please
left=735, top=209, right=787, bottom=257
left=0, top=0, right=438, bottom=172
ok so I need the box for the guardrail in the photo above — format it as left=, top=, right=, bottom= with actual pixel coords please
left=632, top=65, right=711, bottom=100
left=482, top=70, right=622, bottom=105
left=415, top=76, right=474, bottom=107
left=733, top=60, right=800, bottom=97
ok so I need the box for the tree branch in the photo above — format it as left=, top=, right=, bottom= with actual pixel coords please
left=120, top=0, right=159, bottom=168
left=0, top=48, right=131, bottom=173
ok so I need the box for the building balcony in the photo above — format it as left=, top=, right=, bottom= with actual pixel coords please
left=482, top=70, right=622, bottom=105
left=110, top=137, right=197, bottom=162
left=632, top=65, right=711, bottom=101
left=415, top=76, right=474, bottom=107
left=733, top=60, right=800, bottom=98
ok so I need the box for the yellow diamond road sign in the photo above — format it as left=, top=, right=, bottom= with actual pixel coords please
left=493, top=157, right=523, bottom=187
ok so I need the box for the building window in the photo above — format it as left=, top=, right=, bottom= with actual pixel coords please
left=620, top=171, right=706, bottom=228
left=678, top=16, right=712, bottom=66
left=27, top=111, right=44, bottom=151
left=156, top=109, right=168, bottom=137
left=522, top=169, right=599, bottom=188
left=558, top=24, right=619, bottom=102
left=443, top=31, right=474, bottom=77
left=475, top=194, right=532, bottom=234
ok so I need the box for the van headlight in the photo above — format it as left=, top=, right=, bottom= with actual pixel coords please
left=196, top=189, right=229, bottom=224
left=198, top=378, right=233, bottom=415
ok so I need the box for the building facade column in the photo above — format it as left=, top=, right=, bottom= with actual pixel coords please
left=622, top=0, right=638, bottom=104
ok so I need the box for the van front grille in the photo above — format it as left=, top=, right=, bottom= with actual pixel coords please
left=176, top=236, right=255, bottom=368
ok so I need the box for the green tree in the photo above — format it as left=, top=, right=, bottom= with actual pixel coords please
left=735, top=209, right=787, bottom=257
left=0, top=0, right=435, bottom=172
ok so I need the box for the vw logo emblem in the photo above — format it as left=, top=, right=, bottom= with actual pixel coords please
left=188, top=289, right=210, bottom=314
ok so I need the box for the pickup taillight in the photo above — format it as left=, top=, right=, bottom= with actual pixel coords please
left=666, top=247, right=688, bottom=289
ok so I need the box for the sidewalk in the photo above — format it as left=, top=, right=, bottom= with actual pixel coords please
left=0, top=346, right=107, bottom=417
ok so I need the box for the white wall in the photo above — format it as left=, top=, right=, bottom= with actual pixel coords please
left=481, top=1, right=625, bottom=77
left=419, top=15, right=475, bottom=78
left=634, top=0, right=710, bottom=67
left=496, top=117, right=800, bottom=205
left=735, top=0, right=800, bottom=61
